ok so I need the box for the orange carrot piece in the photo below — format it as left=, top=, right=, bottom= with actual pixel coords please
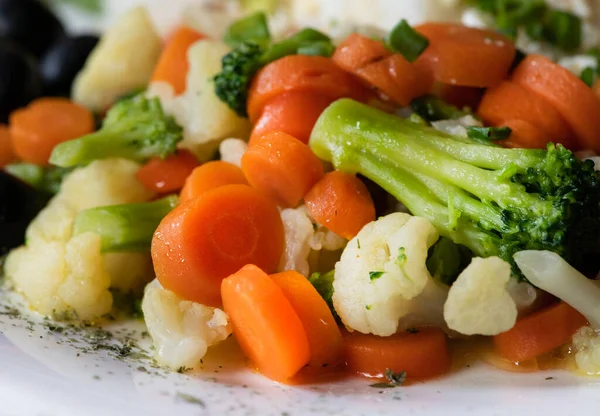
left=271, top=270, right=344, bottom=367
left=512, top=54, right=600, bottom=152
left=333, top=33, right=433, bottom=106
left=478, top=81, right=576, bottom=148
left=151, top=26, right=204, bottom=94
left=593, top=78, right=600, bottom=100
left=180, top=161, right=248, bottom=202
left=241, top=131, right=324, bottom=208
left=9, top=98, right=94, bottom=165
left=499, top=119, right=550, bottom=149
left=433, top=82, right=484, bottom=110
left=0, top=124, right=16, bottom=167
left=304, top=171, right=375, bottom=239
left=247, top=55, right=368, bottom=122
left=344, top=328, right=451, bottom=380
left=136, top=150, right=199, bottom=194
left=222, top=265, right=311, bottom=382
left=494, top=302, right=588, bottom=363
left=415, top=23, right=516, bottom=88
left=152, top=184, right=284, bottom=306
left=250, top=91, right=334, bottom=145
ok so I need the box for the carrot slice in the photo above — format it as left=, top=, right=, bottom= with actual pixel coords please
left=498, top=119, right=550, bottom=149
left=247, top=55, right=368, bottom=122
left=222, top=265, right=310, bottom=382
left=271, top=270, right=344, bottom=367
left=0, top=124, right=15, bottom=167
left=152, top=184, right=284, bottom=306
left=478, top=81, right=576, bottom=148
left=494, top=302, right=588, bottom=363
left=511, top=54, right=600, bottom=152
left=180, top=161, right=248, bottom=202
left=344, top=328, right=451, bottom=380
left=415, top=23, right=516, bottom=88
left=433, top=83, right=484, bottom=110
left=333, top=33, right=432, bottom=106
left=250, top=91, right=334, bottom=145
left=136, top=150, right=199, bottom=194
left=304, top=171, right=375, bottom=239
left=241, top=131, right=324, bottom=208
left=593, top=78, right=600, bottom=100
left=9, top=98, right=94, bottom=165
left=151, top=26, right=204, bottom=94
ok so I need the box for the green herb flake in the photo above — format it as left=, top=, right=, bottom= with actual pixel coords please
left=365, top=305, right=372, bottom=310
left=369, top=369, right=407, bottom=388
left=386, top=19, right=429, bottom=62
left=467, top=126, right=512, bottom=142
left=397, top=247, right=407, bottom=265
left=369, top=271, right=385, bottom=281
left=177, top=366, right=192, bottom=374
left=580, top=67, right=597, bottom=87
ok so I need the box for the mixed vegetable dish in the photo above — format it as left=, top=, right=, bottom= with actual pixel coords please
left=3, top=0, right=600, bottom=386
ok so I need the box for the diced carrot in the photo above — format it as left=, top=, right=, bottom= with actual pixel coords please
left=499, top=119, right=551, bottom=149
left=271, top=270, right=344, bottom=367
left=511, top=54, right=600, bottom=152
left=344, top=328, right=451, bottom=380
left=247, top=55, right=368, bottom=122
left=415, top=23, right=516, bottom=88
left=152, top=184, right=284, bottom=306
left=9, top=98, right=94, bottom=165
left=222, top=265, right=310, bottom=382
left=250, top=91, right=334, bottom=145
left=304, top=171, right=375, bottom=239
left=478, top=80, right=576, bottom=148
left=136, top=150, right=199, bottom=194
left=241, top=131, right=324, bottom=208
left=151, top=26, right=204, bottom=94
left=494, top=302, right=588, bottom=363
left=0, top=124, right=16, bottom=167
left=433, top=83, right=484, bottom=110
left=180, top=161, right=248, bottom=202
left=333, top=33, right=433, bottom=106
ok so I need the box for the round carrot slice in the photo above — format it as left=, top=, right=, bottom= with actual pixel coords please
left=247, top=55, right=368, bottom=122
left=136, top=150, right=199, bottom=194
left=241, top=131, right=325, bottom=208
left=499, top=119, right=550, bottom=149
left=152, top=184, right=284, bottom=306
left=511, top=54, right=600, bottom=152
left=344, top=327, right=451, bottom=380
left=271, top=270, right=344, bottom=367
left=333, top=33, right=392, bottom=73
left=222, top=265, right=311, bottom=382
left=415, top=23, right=516, bottom=88
left=180, top=161, right=248, bottom=202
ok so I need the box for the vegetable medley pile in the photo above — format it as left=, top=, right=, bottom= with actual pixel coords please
left=4, top=0, right=600, bottom=385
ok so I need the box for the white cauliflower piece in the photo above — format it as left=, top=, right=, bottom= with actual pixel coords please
left=5, top=159, right=155, bottom=319
left=332, top=213, right=440, bottom=336
left=431, top=115, right=483, bottom=138
left=219, top=138, right=248, bottom=167
left=72, top=7, right=162, bottom=111
left=444, top=257, right=517, bottom=336
left=572, top=326, right=600, bottom=375
left=558, top=55, right=598, bottom=76
left=148, top=40, right=250, bottom=162
left=142, top=280, right=232, bottom=369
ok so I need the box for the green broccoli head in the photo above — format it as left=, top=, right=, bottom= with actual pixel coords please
left=50, top=95, right=183, bottom=167
left=309, top=98, right=600, bottom=277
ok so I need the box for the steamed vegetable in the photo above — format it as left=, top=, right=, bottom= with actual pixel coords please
left=141, top=279, right=232, bottom=369
left=0, top=125, right=15, bottom=167
left=50, top=95, right=183, bottom=167
left=4, top=162, right=71, bottom=195
left=73, top=195, right=178, bottom=253
left=179, top=161, right=248, bottom=202
left=309, top=99, right=600, bottom=276
left=136, top=150, right=199, bottom=194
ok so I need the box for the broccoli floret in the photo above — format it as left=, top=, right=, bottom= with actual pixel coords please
left=73, top=195, right=178, bottom=252
left=214, top=26, right=333, bottom=117
left=49, top=95, right=183, bottom=167
left=309, top=99, right=600, bottom=277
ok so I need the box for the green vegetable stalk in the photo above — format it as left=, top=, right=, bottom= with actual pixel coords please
left=73, top=195, right=178, bottom=252
left=309, top=99, right=600, bottom=276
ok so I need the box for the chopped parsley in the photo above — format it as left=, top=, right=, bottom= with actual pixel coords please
left=369, top=271, right=385, bottom=281
left=369, top=369, right=407, bottom=388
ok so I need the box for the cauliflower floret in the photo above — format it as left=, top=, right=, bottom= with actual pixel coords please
left=148, top=40, right=250, bottom=162
left=278, top=206, right=347, bottom=277
left=444, top=257, right=517, bottom=336
left=572, top=326, right=600, bottom=375
left=5, top=159, right=155, bottom=319
left=142, top=280, right=232, bottom=369
left=332, top=212, right=440, bottom=336
left=72, top=7, right=162, bottom=111
left=219, top=138, right=248, bottom=167
left=431, top=115, right=483, bottom=138
left=5, top=233, right=112, bottom=320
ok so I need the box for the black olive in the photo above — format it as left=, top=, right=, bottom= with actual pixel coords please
left=0, top=39, right=43, bottom=122
left=40, top=34, right=99, bottom=97
left=0, top=0, right=64, bottom=58
left=0, top=171, right=49, bottom=255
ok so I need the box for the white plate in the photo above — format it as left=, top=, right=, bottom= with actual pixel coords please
left=1, top=289, right=599, bottom=416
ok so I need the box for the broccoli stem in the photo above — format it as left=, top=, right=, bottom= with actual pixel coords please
left=73, top=195, right=178, bottom=252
